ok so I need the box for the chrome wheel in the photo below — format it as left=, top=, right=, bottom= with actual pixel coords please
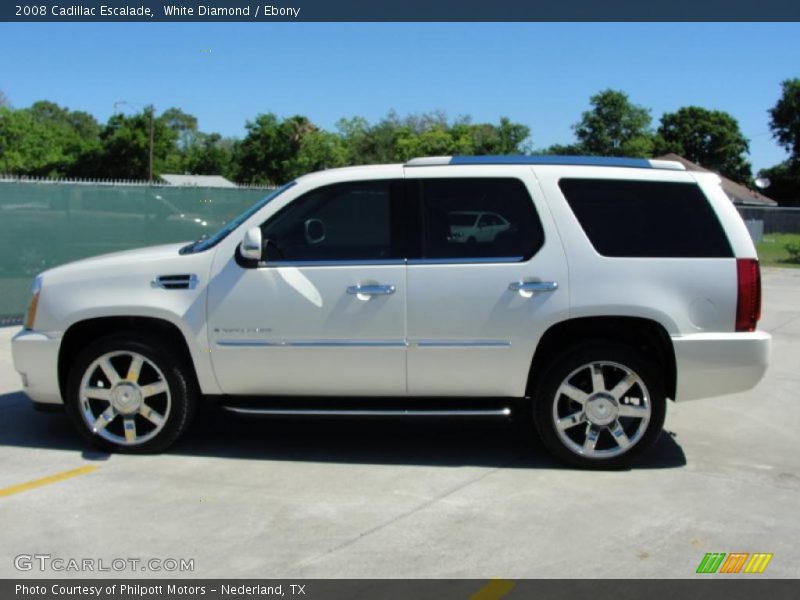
left=78, top=351, right=171, bottom=446
left=552, top=361, right=651, bottom=459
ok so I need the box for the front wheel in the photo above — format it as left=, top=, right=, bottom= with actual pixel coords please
left=532, top=343, right=666, bottom=469
left=65, top=333, right=196, bottom=453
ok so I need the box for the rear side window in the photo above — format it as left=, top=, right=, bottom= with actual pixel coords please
left=559, top=179, right=733, bottom=258
left=413, top=178, right=544, bottom=261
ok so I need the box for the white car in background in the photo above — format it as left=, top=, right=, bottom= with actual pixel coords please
left=448, top=210, right=511, bottom=243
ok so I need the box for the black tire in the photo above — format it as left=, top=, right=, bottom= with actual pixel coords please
left=65, top=332, right=197, bottom=453
left=532, top=342, right=666, bottom=469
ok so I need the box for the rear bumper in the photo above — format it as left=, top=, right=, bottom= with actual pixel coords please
left=672, top=331, right=771, bottom=401
left=11, top=329, right=63, bottom=406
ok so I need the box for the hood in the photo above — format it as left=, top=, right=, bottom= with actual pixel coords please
left=41, top=242, right=192, bottom=283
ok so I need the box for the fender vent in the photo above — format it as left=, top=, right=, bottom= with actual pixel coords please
left=152, top=274, right=198, bottom=290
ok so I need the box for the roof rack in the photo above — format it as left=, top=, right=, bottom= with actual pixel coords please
left=404, top=155, right=685, bottom=171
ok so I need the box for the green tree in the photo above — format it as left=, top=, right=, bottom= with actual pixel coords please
left=0, top=101, right=102, bottom=177
left=656, top=106, right=752, bottom=183
left=159, top=107, right=199, bottom=173
left=183, top=133, right=237, bottom=178
left=573, top=89, right=654, bottom=157
left=0, top=107, right=63, bottom=175
left=758, top=79, right=800, bottom=205
left=769, top=78, right=800, bottom=163
left=337, top=113, right=404, bottom=164
left=539, top=143, right=583, bottom=156
left=336, top=111, right=531, bottom=164
left=98, top=108, right=177, bottom=180
left=291, top=130, right=347, bottom=178
left=235, top=113, right=322, bottom=184
left=0, top=90, right=8, bottom=108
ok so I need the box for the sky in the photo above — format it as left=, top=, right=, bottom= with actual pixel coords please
left=0, top=22, right=798, bottom=173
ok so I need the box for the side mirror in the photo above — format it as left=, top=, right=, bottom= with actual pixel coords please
left=240, top=227, right=262, bottom=261
left=304, top=218, right=326, bottom=244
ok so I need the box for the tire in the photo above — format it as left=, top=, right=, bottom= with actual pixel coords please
left=65, top=332, right=197, bottom=453
left=532, top=342, right=666, bottom=469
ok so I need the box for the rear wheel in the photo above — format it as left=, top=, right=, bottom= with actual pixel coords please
left=532, top=343, right=666, bottom=469
left=65, top=333, right=196, bottom=453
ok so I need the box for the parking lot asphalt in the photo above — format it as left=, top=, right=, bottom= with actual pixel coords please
left=0, top=267, right=798, bottom=579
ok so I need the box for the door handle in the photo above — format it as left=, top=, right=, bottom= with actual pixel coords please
left=508, top=281, right=558, bottom=294
left=347, top=284, right=396, bottom=298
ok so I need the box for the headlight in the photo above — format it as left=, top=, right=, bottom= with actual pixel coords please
left=24, top=275, right=42, bottom=330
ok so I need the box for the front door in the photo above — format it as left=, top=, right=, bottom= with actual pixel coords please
left=207, top=179, right=407, bottom=396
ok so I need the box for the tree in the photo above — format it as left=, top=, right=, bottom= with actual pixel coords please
left=0, top=107, right=63, bottom=175
left=0, top=90, right=8, bottom=108
left=573, top=89, right=654, bottom=157
left=758, top=161, right=800, bottom=205
left=769, top=78, right=800, bottom=163
left=235, top=113, right=322, bottom=184
left=183, top=133, right=237, bottom=178
left=759, top=79, right=800, bottom=205
left=656, top=106, right=752, bottom=183
left=98, top=109, right=177, bottom=179
left=336, top=112, right=404, bottom=164
left=291, top=130, right=347, bottom=178
left=0, top=101, right=102, bottom=177
left=539, top=143, right=583, bottom=156
left=336, top=111, right=531, bottom=165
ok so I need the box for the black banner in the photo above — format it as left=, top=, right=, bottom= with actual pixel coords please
left=4, top=580, right=800, bottom=600
left=2, top=0, right=800, bottom=22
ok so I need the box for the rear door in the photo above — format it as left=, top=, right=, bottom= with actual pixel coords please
left=403, top=166, right=570, bottom=397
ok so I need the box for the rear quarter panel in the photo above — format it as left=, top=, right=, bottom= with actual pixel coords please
left=532, top=166, right=738, bottom=335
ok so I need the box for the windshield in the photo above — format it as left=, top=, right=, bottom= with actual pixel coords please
left=183, top=182, right=296, bottom=254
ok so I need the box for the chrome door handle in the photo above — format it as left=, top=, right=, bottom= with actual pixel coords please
left=347, top=284, right=396, bottom=297
left=508, top=281, right=559, bottom=293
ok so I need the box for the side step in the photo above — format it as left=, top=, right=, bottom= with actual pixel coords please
left=222, top=406, right=512, bottom=418
left=213, top=396, right=521, bottom=419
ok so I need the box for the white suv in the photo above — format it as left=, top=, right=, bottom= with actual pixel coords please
left=11, top=156, right=771, bottom=468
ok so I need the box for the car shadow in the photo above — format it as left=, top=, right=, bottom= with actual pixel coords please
left=0, top=391, right=687, bottom=470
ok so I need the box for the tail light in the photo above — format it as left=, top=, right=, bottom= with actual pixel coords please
left=735, top=258, right=761, bottom=332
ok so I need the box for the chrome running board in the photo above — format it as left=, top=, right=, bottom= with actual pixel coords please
left=221, top=406, right=512, bottom=418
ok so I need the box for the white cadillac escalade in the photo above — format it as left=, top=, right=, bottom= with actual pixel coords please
left=11, top=156, right=771, bottom=468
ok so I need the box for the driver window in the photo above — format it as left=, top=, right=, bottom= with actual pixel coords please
left=261, top=180, right=398, bottom=261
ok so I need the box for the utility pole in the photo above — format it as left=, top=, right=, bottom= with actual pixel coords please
left=147, top=105, right=155, bottom=183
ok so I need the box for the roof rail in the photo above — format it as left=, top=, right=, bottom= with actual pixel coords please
left=404, top=155, right=685, bottom=171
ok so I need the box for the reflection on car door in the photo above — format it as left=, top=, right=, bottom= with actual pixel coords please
left=207, top=178, right=408, bottom=396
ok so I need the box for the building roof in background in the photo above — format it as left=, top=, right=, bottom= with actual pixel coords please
left=160, top=174, right=237, bottom=188
left=656, top=154, right=777, bottom=207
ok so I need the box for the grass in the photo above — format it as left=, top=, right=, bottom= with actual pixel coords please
left=756, top=233, right=800, bottom=268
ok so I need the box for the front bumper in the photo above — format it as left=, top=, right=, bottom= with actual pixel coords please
left=672, top=331, right=771, bottom=401
left=11, top=329, right=63, bottom=405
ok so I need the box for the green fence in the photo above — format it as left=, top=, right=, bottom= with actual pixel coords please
left=0, top=179, right=271, bottom=324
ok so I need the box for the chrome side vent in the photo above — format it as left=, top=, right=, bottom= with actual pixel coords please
left=152, top=274, right=198, bottom=290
